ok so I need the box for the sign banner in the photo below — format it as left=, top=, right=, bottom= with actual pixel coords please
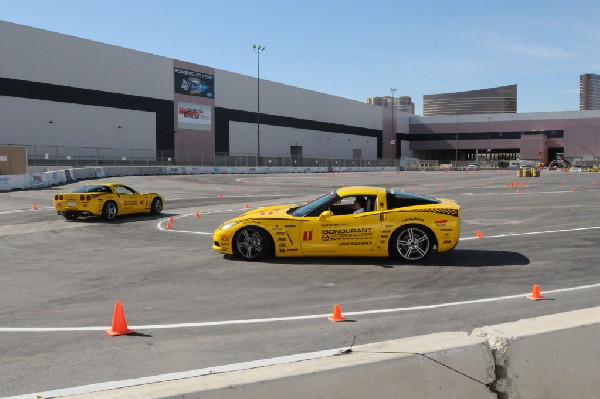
left=174, top=68, right=214, bottom=98
left=30, top=173, right=44, bottom=188
left=177, top=102, right=212, bottom=131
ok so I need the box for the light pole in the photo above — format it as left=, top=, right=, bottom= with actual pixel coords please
left=455, top=109, right=459, bottom=168
left=390, top=88, right=397, bottom=160
left=252, top=44, right=265, bottom=166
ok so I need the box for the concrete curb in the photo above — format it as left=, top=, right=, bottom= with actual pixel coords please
left=28, top=307, right=598, bottom=399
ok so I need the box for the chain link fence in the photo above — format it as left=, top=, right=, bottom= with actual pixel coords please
left=11, top=144, right=424, bottom=169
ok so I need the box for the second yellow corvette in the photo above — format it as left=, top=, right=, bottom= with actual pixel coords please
left=53, top=183, right=164, bottom=221
left=213, top=186, right=460, bottom=262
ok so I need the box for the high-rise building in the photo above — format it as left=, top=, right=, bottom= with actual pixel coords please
left=423, top=84, right=517, bottom=116
left=580, top=73, right=600, bottom=110
left=366, top=95, right=415, bottom=113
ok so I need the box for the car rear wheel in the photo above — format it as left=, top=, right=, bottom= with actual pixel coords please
left=390, top=224, right=433, bottom=262
left=102, top=201, right=118, bottom=221
left=63, top=212, right=78, bottom=221
left=234, top=227, right=272, bottom=260
left=150, top=197, right=162, bottom=215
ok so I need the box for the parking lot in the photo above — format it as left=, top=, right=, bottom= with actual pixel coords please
left=1, top=170, right=600, bottom=397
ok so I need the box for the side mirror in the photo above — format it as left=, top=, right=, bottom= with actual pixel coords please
left=319, top=210, right=333, bottom=220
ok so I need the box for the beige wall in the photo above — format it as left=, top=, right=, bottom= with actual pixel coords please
left=0, top=146, right=27, bottom=175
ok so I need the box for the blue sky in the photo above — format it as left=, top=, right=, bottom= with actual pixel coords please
left=2, top=0, right=599, bottom=115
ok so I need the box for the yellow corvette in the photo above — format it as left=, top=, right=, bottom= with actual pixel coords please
left=53, top=183, right=164, bottom=221
left=213, top=186, right=460, bottom=262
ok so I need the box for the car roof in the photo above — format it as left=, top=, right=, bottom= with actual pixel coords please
left=336, top=186, right=381, bottom=196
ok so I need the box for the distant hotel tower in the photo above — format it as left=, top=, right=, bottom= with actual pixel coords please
left=366, top=96, right=415, bottom=114
left=423, top=84, right=517, bottom=116
left=580, top=73, right=600, bottom=110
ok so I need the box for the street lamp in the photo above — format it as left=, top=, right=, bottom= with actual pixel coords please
left=252, top=44, right=265, bottom=166
left=455, top=109, right=459, bottom=168
left=390, top=88, right=397, bottom=160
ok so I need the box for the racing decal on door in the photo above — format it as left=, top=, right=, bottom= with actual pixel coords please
left=320, top=227, right=373, bottom=242
left=303, top=231, right=314, bottom=241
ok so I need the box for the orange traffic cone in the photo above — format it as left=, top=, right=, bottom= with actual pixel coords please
left=32, top=204, right=38, bottom=210
left=527, top=285, right=545, bottom=300
left=571, top=187, right=575, bottom=192
left=218, top=193, right=223, bottom=198
left=476, top=230, right=483, bottom=238
left=328, top=304, right=346, bottom=322
left=169, top=216, right=174, bottom=222
left=194, top=211, right=200, bottom=218
left=245, top=204, right=250, bottom=209
left=166, top=221, right=172, bottom=229
left=105, top=301, right=134, bottom=336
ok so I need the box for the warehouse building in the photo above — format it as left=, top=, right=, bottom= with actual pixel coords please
left=1, top=20, right=600, bottom=171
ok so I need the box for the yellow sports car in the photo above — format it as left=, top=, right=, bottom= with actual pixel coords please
left=53, top=183, right=164, bottom=221
left=213, top=186, right=460, bottom=262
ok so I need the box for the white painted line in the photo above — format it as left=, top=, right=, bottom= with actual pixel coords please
left=0, top=206, right=54, bottom=215
left=167, top=193, right=288, bottom=201
left=2, top=282, right=600, bottom=333
left=461, top=226, right=600, bottom=240
left=156, top=208, right=250, bottom=233
left=4, top=348, right=345, bottom=399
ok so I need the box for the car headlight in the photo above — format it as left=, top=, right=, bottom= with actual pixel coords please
left=218, top=220, right=240, bottom=230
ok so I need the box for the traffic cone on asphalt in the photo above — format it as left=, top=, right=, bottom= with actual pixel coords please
left=105, top=301, right=134, bottom=336
left=476, top=230, right=483, bottom=238
left=169, top=216, right=174, bottom=222
left=527, top=285, right=545, bottom=301
left=328, top=304, right=346, bottom=322
left=194, top=211, right=200, bottom=218
left=166, top=221, right=172, bottom=229
left=32, top=204, right=38, bottom=210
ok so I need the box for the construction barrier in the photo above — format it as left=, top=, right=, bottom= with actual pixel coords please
left=517, top=167, right=540, bottom=177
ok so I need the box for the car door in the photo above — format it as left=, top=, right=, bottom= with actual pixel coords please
left=300, top=196, right=381, bottom=255
left=114, top=185, right=143, bottom=214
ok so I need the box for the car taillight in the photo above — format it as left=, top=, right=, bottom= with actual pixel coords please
left=80, top=195, right=85, bottom=200
left=59, top=195, right=63, bottom=200
left=54, top=195, right=58, bottom=200
left=86, top=195, right=91, bottom=201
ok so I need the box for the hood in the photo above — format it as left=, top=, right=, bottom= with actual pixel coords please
left=238, top=204, right=295, bottom=218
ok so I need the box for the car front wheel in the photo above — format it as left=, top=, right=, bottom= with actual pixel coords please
left=102, top=201, right=118, bottom=221
left=234, top=227, right=272, bottom=260
left=150, top=197, right=162, bottom=215
left=390, top=225, right=433, bottom=262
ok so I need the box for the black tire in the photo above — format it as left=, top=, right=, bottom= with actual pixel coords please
left=63, top=212, right=78, bottom=221
left=150, top=197, right=162, bottom=215
left=233, top=226, right=273, bottom=260
left=390, top=224, right=434, bottom=262
left=102, top=201, right=118, bottom=221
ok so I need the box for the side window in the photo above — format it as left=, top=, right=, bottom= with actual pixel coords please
left=115, top=186, right=135, bottom=195
left=330, top=195, right=375, bottom=215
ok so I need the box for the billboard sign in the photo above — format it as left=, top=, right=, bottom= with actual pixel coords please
left=177, top=102, right=212, bottom=131
left=174, top=68, right=214, bottom=98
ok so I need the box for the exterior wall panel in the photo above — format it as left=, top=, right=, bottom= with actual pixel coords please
left=0, top=96, right=156, bottom=149
left=0, top=21, right=173, bottom=100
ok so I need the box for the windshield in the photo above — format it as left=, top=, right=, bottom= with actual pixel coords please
left=73, top=185, right=112, bottom=193
left=290, top=191, right=340, bottom=217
